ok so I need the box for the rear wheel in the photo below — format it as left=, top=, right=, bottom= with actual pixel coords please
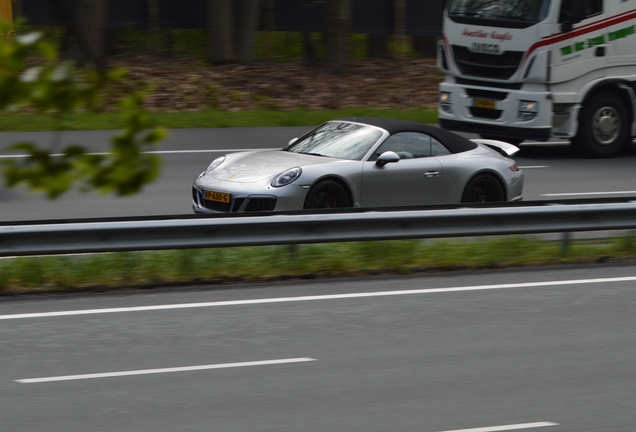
left=572, top=91, right=630, bottom=158
left=461, top=174, right=505, bottom=203
left=304, top=180, right=350, bottom=209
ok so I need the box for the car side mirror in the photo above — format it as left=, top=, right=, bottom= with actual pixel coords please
left=288, top=138, right=298, bottom=146
left=375, top=151, right=400, bottom=167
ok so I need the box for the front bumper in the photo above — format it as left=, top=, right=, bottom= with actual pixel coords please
left=192, top=182, right=309, bottom=214
left=192, top=186, right=277, bottom=213
left=439, top=80, right=553, bottom=142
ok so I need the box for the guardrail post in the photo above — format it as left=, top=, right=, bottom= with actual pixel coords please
left=562, top=232, right=571, bottom=255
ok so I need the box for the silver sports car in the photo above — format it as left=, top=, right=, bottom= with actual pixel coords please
left=192, top=117, right=524, bottom=213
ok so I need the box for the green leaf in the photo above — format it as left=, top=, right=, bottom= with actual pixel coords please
left=0, top=23, right=166, bottom=199
left=15, top=31, right=42, bottom=46
left=20, top=67, right=42, bottom=83
left=50, top=64, right=72, bottom=82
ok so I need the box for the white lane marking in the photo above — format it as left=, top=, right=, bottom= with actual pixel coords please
left=15, top=358, right=316, bottom=384
left=145, top=148, right=279, bottom=154
left=523, top=141, right=567, bottom=145
left=2, top=275, right=636, bottom=321
left=438, top=422, right=558, bottom=432
left=0, top=152, right=110, bottom=158
left=0, top=148, right=278, bottom=159
left=542, top=191, right=636, bottom=197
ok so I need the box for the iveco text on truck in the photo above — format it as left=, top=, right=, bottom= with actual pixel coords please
left=438, top=0, right=636, bottom=157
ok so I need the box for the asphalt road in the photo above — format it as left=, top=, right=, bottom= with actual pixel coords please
left=1, top=127, right=636, bottom=221
left=2, top=265, right=636, bottom=431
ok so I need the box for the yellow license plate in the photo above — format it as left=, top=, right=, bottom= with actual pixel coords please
left=204, top=190, right=231, bottom=203
left=474, top=99, right=496, bottom=109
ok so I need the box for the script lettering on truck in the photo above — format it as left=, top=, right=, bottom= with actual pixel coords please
left=463, top=28, right=512, bottom=54
left=462, top=28, right=513, bottom=41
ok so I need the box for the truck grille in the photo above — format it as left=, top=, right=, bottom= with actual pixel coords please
left=452, top=46, right=523, bottom=80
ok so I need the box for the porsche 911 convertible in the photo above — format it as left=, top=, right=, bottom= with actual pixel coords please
left=192, top=117, right=524, bottom=213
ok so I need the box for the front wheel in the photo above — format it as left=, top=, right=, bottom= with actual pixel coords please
left=303, top=180, right=350, bottom=209
left=461, top=174, right=505, bottom=203
left=572, top=92, right=630, bottom=158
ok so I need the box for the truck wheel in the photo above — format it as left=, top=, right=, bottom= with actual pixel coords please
left=573, top=92, right=630, bottom=158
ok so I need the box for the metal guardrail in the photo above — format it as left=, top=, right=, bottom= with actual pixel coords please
left=1, top=199, right=636, bottom=257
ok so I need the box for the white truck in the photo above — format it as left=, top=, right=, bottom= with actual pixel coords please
left=438, top=0, right=636, bottom=157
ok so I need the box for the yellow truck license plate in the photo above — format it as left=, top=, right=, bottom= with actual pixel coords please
left=474, top=99, right=496, bottom=109
left=204, top=190, right=231, bottom=203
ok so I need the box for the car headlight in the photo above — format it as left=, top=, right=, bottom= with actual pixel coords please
left=271, top=167, right=302, bottom=188
left=199, top=156, right=226, bottom=177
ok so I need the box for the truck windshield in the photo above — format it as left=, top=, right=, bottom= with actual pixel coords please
left=448, top=0, right=551, bottom=26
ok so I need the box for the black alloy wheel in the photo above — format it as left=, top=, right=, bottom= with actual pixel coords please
left=461, top=174, right=505, bottom=203
left=304, top=180, right=350, bottom=209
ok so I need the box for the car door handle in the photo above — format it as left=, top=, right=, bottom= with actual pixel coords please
left=424, top=171, right=440, bottom=178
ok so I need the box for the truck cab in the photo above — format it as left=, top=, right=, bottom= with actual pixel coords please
left=438, top=0, right=636, bottom=157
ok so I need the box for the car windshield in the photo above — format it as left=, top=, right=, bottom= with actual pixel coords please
left=448, top=0, right=551, bottom=25
left=285, top=121, right=383, bottom=161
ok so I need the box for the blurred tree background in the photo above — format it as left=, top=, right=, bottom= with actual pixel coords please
left=13, top=0, right=444, bottom=71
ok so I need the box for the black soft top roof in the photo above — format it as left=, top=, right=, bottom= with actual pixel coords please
left=337, top=116, right=478, bottom=154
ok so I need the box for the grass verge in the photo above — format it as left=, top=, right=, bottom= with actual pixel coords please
left=0, top=108, right=438, bottom=132
left=2, top=235, right=636, bottom=294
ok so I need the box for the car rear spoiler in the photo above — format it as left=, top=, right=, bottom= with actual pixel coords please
left=470, top=139, right=520, bottom=157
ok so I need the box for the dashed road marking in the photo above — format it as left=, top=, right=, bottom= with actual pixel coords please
left=542, top=191, right=636, bottom=197
left=438, top=422, right=558, bottom=432
left=16, top=358, right=316, bottom=384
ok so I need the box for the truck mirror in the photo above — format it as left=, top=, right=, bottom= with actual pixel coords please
left=571, top=1, right=586, bottom=23
left=559, top=0, right=585, bottom=32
